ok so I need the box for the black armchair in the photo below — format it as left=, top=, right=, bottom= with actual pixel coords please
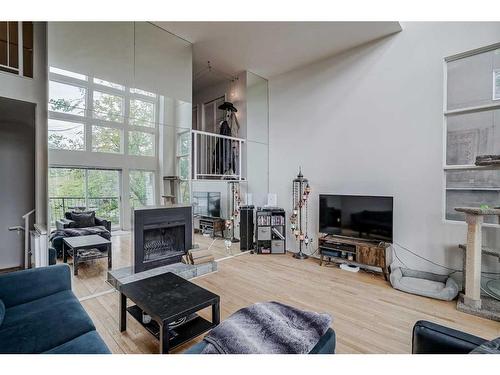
left=56, top=212, right=111, bottom=232
left=50, top=211, right=112, bottom=258
left=412, top=320, right=487, bottom=354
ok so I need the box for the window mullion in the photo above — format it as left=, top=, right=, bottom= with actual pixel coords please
left=124, top=90, right=131, bottom=155
left=6, top=22, right=9, bottom=68
left=85, top=169, right=89, bottom=211
left=17, top=22, right=23, bottom=77
left=84, top=80, right=94, bottom=153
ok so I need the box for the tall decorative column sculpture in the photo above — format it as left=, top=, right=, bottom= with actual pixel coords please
left=290, top=168, right=312, bottom=259
left=228, top=181, right=241, bottom=243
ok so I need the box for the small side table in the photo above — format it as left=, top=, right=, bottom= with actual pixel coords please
left=63, top=234, right=112, bottom=276
left=119, top=272, right=220, bottom=354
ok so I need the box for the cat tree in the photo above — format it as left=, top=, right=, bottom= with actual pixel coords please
left=455, top=206, right=500, bottom=321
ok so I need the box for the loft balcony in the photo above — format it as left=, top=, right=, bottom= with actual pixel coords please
left=192, top=130, right=246, bottom=181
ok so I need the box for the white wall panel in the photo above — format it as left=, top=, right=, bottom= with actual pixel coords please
left=269, top=22, right=500, bottom=276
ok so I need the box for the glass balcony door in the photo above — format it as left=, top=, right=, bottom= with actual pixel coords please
left=49, top=167, right=121, bottom=229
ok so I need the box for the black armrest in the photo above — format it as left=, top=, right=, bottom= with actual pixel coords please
left=48, top=247, right=57, bottom=265
left=412, top=320, right=487, bottom=354
left=56, top=218, right=75, bottom=230
left=95, top=216, right=111, bottom=232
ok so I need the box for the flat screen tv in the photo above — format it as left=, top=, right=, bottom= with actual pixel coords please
left=319, top=194, right=393, bottom=242
left=192, top=192, right=221, bottom=218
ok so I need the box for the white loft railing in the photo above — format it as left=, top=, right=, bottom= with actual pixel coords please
left=192, top=130, right=245, bottom=181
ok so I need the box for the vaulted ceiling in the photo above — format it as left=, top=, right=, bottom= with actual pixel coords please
left=154, top=22, right=402, bottom=92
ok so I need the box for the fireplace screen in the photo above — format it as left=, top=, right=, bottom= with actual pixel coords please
left=143, top=224, right=185, bottom=262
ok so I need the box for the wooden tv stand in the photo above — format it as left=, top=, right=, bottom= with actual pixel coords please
left=197, top=216, right=225, bottom=238
left=318, top=235, right=390, bottom=280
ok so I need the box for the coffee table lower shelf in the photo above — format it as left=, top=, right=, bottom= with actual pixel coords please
left=126, top=305, right=214, bottom=349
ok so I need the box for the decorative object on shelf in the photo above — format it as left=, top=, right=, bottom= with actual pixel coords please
left=290, top=168, right=312, bottom=259
left=228, top=182, right=241, bottom=243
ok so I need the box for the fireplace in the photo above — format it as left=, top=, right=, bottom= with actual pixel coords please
left=133, top=205, right=192, bottom=273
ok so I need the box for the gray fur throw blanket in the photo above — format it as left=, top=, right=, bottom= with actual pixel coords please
left=201, top=301, right=332, bottom=354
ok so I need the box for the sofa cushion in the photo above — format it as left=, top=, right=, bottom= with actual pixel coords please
left=399, top=277, right=445, bottom=294
left=0, top=293, right=95, bottom=353
left=62, top=226, right=111, bottom=240
left=0, top=299, right=4, bottom=327
left=1, top=290, right=76, bottom=328
left=43, top=330, right=111, bottom=354
left=70, top=211, right=96, bottom=228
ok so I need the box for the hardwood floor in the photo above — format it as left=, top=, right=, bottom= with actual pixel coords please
left=194, top=232, right=246, bottom=259
left=81, top=251, right=500, bottom=354
left=65, top=232, right=241, bottom=299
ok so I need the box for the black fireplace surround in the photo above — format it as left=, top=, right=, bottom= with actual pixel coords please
left=133, top=205, right=192, bottom=273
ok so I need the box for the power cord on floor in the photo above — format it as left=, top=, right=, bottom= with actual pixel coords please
left=392, top=241, right=500, bottom=278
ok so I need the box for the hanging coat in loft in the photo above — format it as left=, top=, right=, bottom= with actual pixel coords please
left=213, top=120, right=235, bottom=175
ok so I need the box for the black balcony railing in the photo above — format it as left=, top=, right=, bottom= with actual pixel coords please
left=49, top=196, right=120, bottom=227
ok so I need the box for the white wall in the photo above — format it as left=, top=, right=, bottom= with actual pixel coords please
left=192, top=80, right=230, bottom=131
left=269, top=22, right=500, bottom=275
left=246, top=72, right=269, bottom=207
left=192, top=72, right=247, bottom=138
left=0, top=22, right=48, bottom=226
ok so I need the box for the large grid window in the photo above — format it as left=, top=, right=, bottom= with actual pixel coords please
left=48, top=66, right=158, bottom=157
left=444, top=44, right=500, bottom=224
left=128, top=131, right=155, bottom=156
left=93, top=90, right=125, bottom=123
left=49, top=81, right=86, bottom=116
left=91, top=125, right=121, bottom=153
left=48, top=119, right=85, bottom=151
left=48, top=167, right=121, bottom=227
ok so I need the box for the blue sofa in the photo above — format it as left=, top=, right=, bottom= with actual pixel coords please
left=0, top=264, right=110, bottom=354
left=184, top=327, right=336, bottom=354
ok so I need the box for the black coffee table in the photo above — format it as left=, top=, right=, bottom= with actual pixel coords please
left=119, top=272, right=220, bottom=354
left=63, top=234, right=112, bottom=276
